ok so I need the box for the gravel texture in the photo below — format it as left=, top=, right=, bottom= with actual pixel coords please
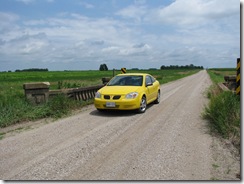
left=0, top=70, right=240, bottom=180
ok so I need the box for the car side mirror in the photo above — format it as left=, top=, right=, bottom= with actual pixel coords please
left=146, top=82, right=153, bottom=87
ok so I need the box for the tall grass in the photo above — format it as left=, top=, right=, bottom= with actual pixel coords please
left=0, top=90, right=89, bottom=128
left=203, top=91, right=240, bottom=145
left=203, top=70, right=240, bottom=148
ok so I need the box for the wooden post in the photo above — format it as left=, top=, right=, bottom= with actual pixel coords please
left=236, top=58, right=240, bottom=95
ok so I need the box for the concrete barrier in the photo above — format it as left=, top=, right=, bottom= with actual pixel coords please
left=23, top=82, right=104, bottom=105
left=224, top=75, right=236, bottom=91
left=23, top=82, right=50, bottom=104
left=218, top=83, right=230, bottom=92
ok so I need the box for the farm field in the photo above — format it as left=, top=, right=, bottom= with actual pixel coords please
left=0, top=69, right=201, bottom=95
left=0, top=69, right=201, bottom=128
left=207, top=68, right=236, bottom=83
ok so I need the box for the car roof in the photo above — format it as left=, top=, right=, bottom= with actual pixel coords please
left=117, top=73, right=149, bottom=76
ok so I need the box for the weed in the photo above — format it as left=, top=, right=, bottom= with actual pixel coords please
left=212, top=163, right=220, bottom=169
left=0, top=132, right=5, bottom=140
left=210, top=177, right=219, bottom=180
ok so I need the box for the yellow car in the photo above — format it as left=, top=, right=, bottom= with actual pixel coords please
left=94, top=73, right=160, bottom=113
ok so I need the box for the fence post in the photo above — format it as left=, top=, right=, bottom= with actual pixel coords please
left=236, top=58, right=240, bottom=95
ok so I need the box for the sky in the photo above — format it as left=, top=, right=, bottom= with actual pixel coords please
left=0, top=0, right=241, bottom=71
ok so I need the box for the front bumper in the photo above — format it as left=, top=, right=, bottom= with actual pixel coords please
left=94, top=98, right=140, bottom=110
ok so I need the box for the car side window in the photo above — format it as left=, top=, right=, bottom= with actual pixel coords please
left=150, top=76, right=156, bottom=83
left=145, top=75, right=152, bottom=86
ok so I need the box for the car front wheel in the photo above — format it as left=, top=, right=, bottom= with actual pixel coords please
left=138, top=96, right=147, bottom=113
left=154, top=90, right=160, bottom=104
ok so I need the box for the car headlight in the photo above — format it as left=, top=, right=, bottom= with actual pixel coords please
left=95, top=92, right=101, bottom=98
left=125, top=92, right=139, bottom=99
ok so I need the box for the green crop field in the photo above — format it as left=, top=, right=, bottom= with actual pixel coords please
left=0, top=69, right=201, bottom=128
left=0, top=69, right=201, bottom=94
left=207, top=68, right=236, bottom=84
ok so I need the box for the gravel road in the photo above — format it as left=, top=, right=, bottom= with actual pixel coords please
left=0, top=70, right=240, bottom=180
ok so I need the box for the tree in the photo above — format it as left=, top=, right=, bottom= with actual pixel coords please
left=99, top=64, right=108, bottom=71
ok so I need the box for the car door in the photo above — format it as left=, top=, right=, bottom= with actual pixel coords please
left=145, top=75, right=154, bottom=102
left=149, top=75, right=158, bottom=100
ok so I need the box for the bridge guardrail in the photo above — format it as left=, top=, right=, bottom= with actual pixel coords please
left=24, top=82, right=105, bottom=104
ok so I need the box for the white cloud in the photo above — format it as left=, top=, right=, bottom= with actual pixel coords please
left=0, top=12, right=19, bottom=32
left=116, top=5, right=147, bottom=23
left=150, top=0, right=239, bottom=27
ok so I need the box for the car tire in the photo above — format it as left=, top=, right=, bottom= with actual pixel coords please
left=138, top=96, right=147, bottom=113
left=154, top=90, right=160, bottom=104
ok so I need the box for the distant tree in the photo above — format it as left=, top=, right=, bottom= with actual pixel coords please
left=15, top=68, right=48, bottom=72
left=160, top=64, right=204, bottom=70
left=99, top=64, right=108, bottom=71
left=160, top=65, right=165, bottom=70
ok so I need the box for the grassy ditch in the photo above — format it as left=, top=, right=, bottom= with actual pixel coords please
left=203, top=69, right=240, bottom=149
left=0, top=91, right=92, bottom=128
left=0, top=69, right=200, bottom=128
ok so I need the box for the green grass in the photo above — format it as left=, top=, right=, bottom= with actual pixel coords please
left=0, top=69, right=201, bottom=128
left=0, top=69, right=200, bottom=90
left=207, top=69, right=236, bottom=83
left=212, top=163, right=220, bottom=169
left=203, top=69, right=240, bottom=149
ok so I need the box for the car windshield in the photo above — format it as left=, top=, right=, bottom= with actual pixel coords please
left=107, top=75, right=143, bottom=86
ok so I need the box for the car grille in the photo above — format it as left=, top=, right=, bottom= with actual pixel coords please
left=104, top=95, right=110, bottom=99
left=113, top=95, right=121, bottom=100
left=103, top=95, right=121, bottom=100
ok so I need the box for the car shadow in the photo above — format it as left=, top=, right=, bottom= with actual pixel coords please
left=89, top=103, right=155, bottom=117
left=90, top=109, right=137, bottom=117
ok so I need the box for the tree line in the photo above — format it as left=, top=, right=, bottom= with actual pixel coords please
left=99, top=64, right=203, bottom=71
left=15, top=68, right=49, bottom=72
left=7, top=64, right=203, bottom=73
left=160, top=64, right=203, bottom=70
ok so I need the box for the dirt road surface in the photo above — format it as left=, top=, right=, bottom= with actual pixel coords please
left=0, top=70, right=240, bottom=180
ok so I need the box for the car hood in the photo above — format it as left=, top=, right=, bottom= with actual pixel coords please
left=99, top=86, right=141, bottom=95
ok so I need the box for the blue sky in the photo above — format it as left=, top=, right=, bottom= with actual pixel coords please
left=0, top=0, right=240, bottom=71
